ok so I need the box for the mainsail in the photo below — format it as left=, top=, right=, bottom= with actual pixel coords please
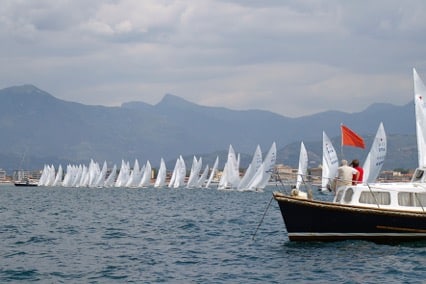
left=362, top=122, right=387, bottom=183
left=296, top=142, right=308, bottom=190
left=238, top=145, right=262, bottom=190
left=173, top=155, right=186, bottom=188
left=205, top=156, right=219, bottom=188
left=139, top=160, right=152, bottom=187
left=247, top=142, right=277, bottom=191
left=154, top=158, right=167, bottom=188
left=413, top=68, right=426, bottom=168
left=186, top=156, right=203, bottom=188
left=196, top=165, right=209, bottom=188
left=219, top=145, right=240, bottom=190
left=321, top=131, right=339, bottom=191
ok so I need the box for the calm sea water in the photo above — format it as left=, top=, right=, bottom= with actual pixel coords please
left=0, top=185, right=425, bottom=283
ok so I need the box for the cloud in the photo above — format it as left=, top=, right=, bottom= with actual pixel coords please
left=0, top=0, right=425, bottom=117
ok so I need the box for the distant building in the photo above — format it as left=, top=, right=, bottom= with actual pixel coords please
left=0, top=168, right=6, bottom=180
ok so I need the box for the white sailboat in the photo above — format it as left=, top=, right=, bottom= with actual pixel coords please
left=362, top=122, right=387, bottom=183
left=92, top=161, right=108, bottom=188
left=296, top=142, right=308, bottom=190
left=218, top=145, right=240, bottom=190
left=173, top=156, right=186, bottom=188
left=321, top=131, right=339, bottom=192
left=61, top=164, right=75, bottom=187
left=52, top=164, right=63, bottom=187
left=88, top=159, right=100, bottom=187
left=186, top=156, right=203, bottom=188
left=168, top=158, right=180, bottom=188
left=38, top=165, right=48, bottom=186
left=414, top=68, right=426, bottom=168
left=238, top=145, right=262, bottom=191
left=154, top=158, right=167, bottom=188
left=125, top=159, right=140, bottom=187
left=115, top=160, right=130, bottom=187
left=139, top=160, right=152, bottom=187
left=205, top=156, right=219, bottom=188
left=247, top=141, right=277, bottom=191
left=104, top=164, right=117, bottom=187
left=44, top=165, right=56, bottom=186
left=196, top=164, right=209, bottom=188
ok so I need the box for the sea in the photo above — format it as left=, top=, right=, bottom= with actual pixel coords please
left=0, top=185, right=425, bottom=283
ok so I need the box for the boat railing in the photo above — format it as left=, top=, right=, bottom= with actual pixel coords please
left=414, top=192, right=425, bottom=212
left=365, top=183, right=381, bottom=209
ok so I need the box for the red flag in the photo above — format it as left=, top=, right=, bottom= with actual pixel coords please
left=341, top=124, right=365, bottom=149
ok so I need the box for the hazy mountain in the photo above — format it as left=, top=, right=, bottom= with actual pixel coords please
left=0, top=85, right=417, bottom=173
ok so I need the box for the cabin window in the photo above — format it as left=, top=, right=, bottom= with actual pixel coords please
left=398, top=192, right=426, bottom=207
left=359, top=191, right=391, bottom=205
left=343, top=188, right=354, bottom=203
left=335, top=190, right=343, bottom=202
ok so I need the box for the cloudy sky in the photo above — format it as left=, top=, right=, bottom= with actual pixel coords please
left=1, top=0, right=426, bottom=117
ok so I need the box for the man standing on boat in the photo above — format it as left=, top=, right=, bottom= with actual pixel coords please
left=334, top=160, right=359, bottom=191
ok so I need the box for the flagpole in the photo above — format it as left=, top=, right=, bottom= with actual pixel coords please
left=340, top=123, right=344, bottom=160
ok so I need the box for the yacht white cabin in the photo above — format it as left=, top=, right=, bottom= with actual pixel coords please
left=333, top=168, right=426, bottom=212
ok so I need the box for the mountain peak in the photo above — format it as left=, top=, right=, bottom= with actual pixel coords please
left=0, top=84, right=55, bottom=99
left=156, top=94, right=197, bottom=109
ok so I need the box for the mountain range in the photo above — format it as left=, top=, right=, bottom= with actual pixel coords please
left=0, top=85, right=418, bottom=174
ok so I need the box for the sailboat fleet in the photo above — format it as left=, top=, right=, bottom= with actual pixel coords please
left=38, top=68, right=426, bottom=192
left=36, top=113, right=390, bottom=191
left=37, top=142, right=278, bottom=191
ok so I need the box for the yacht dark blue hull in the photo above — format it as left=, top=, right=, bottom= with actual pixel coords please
left=273, top=192, right=426, bottom=242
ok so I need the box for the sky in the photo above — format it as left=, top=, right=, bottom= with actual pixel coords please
left=1, top=0, right=426, bottom=117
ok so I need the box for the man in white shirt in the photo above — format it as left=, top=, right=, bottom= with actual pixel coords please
left=334, top=159, right=359, bottom=191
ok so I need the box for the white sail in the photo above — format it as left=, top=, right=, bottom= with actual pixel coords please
left=104, top=164, right=117, bottom=187
left=52, top=164, right=63, bottom=187
left=321, top=131, right=339, bottom=192
left=219, top=145, right=240, bottom=190
left=38, top=165, right=48, bottom=186
left=154, top=158, right=167, bottom=188
left=296, top=142, right=308, bottom=190
left=44, top=165, right=56, bottom=186
left=126, top=159, right=142, bottom=187
left=218, top=162, right=228, bottom=189
left=186, top=156, right=203, bottom=188
left=413, top=68, right=426, bottom=168
left=79, top=165, right=89, bottom=187
left=139, top=160, right=152, bottom=187
left=61, top=165, right=72, bottom=187
left=168, top=158, right=180, bottom=188
left=362, top=122, right=387, bottom=183
left=173, top=156, right=186, bottom=188
left=246, top=164, right=264, bottom=191
left=115, top=160, right=130, bottom=187
left=247, top=142, right=277, bottom=191
left=88, top=159, right=100, bottom=187
left=71, top=165, right=82, bottom=187
left=196, top=165, right=209, bottom=188
left=93, top=161, right=108, bottom=188
left=238, top=145, right=262, bottom=190
left=205, top=156, right=219, bottom=188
